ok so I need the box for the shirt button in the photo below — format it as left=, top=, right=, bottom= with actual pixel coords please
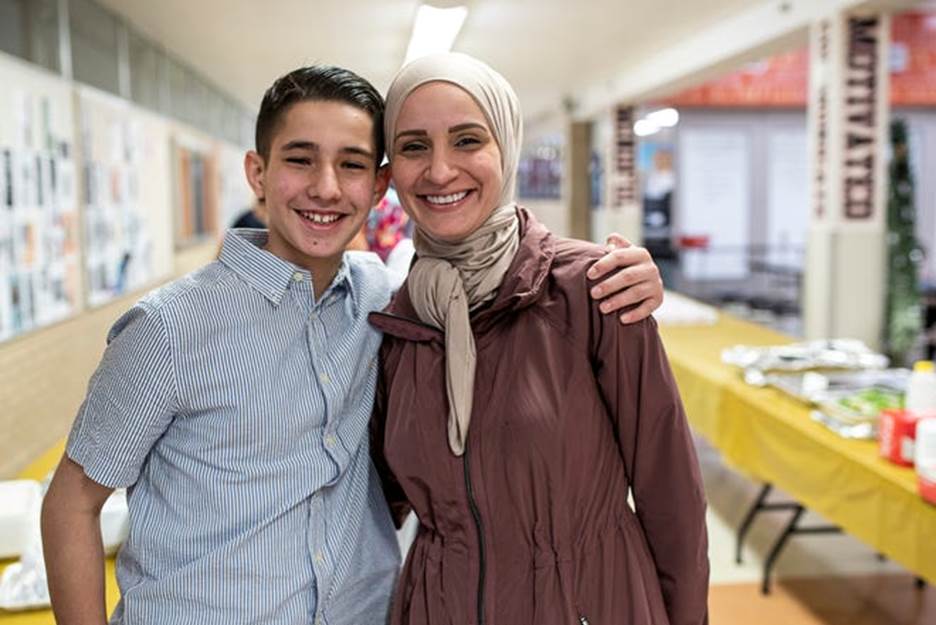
left=325, top=434, right=337, bottom=447
left=319, top=373, right=330, bottom=385
left=292, top=272, right=303, bottom=282
left=314, top=551, right=325, bottom=564
left=310, top=312, right=318, bottom=321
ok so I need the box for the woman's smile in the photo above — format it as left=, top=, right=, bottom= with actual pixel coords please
left=418, top=189, right=475, bottom=209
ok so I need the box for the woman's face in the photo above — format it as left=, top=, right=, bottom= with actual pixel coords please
left=390, top=81, right=503, bottom=242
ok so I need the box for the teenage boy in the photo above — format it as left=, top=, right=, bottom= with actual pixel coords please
left=41, top=65, right=663, bottom=625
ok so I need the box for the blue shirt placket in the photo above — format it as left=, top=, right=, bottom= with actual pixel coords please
left=302, top=273, right=346, bottom=625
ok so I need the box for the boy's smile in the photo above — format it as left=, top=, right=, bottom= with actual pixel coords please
left=246, top=99, right=389, bottom=292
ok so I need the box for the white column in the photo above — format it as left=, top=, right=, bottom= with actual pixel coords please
left=804, top=11, right=890, bottom=347
left=565, top=119, right=591, bottom=240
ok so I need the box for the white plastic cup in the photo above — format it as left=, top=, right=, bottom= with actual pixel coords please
left=905, top=360, right=936, bottom=415
left=916, top=417, right=936, bottom=487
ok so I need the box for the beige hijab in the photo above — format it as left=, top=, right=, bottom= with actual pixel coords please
left=385, top=53, right=523, bottom=456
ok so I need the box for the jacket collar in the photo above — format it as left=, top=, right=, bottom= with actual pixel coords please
left=369, top=207, right=555, bottom=341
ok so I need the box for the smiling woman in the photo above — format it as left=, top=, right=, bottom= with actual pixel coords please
left=370, top=52, right=708, bottom=625
left=390, top=82, right=505, bottom=242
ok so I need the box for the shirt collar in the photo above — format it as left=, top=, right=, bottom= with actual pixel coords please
left=218, top=229, right=357, bottom=311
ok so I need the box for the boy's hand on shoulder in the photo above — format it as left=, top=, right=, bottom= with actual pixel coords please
left=586, top=234, right=664, bottom=325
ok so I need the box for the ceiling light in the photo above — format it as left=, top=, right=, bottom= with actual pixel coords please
left=645, top=108, right=680, bottom=128
left=404, top=4, right=469, bottom=65
left=633, top=119, right=660, bottom=137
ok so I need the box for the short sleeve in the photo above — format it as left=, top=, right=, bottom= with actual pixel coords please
left=66, top=302, right=178, bottom=489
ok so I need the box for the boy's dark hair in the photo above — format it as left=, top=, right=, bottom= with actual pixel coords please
left=255, top=65, right=385, bottom=163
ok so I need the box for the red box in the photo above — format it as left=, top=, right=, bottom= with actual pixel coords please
left=878, top=409, right=919, bottom=467
left=921, top=473, right=936, bottom=505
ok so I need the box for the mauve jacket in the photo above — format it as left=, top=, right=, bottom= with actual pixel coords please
left=369, top=209, right=709, bottom=625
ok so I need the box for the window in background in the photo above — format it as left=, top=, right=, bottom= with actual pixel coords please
left=222, top=98, right=241, bottom=146
left=167, top=56, right=187, bottom=123
left=199, top=86, right=215, bottom=136
left=69, top=0, right=120, bottom=95
left=241, top=112, right=255, bottom=149
left=204, top=87, right=223, bottom=139
left=129, top=29, right=166, bottom=114
left=174, top=142, right=219, bottom=246
left=518, top=137, right=563, bottom=200
left=0, top=0, right=60, bottom=73
left=187, top=71, right=207, bottom=128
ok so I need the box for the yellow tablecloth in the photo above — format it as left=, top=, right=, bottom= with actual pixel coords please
left=0, top=442, right=120, bottom=624
left=659, top=313, right=936, bottom=584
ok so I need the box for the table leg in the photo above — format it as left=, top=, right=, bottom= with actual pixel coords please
left=737, top=483, right=773, bottom=564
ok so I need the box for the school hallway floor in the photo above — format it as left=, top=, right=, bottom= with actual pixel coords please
left=697, top=438, right=935, bottom=625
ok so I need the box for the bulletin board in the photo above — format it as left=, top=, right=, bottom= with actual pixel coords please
left=77, top=86, right=174, bottom=307
left=0, top=53, right=80, bottom=342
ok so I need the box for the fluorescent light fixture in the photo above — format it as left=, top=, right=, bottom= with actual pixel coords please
left=404, top=4, right=468, bottom=65
left=645, top=107, right=680, bottom=128
left=633, top=119, right=660, bottom=137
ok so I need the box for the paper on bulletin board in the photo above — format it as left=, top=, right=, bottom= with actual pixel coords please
left=766, top=128, right=809, bottom=269
left=77, top=86, right=173, bottom=307
left=678, top=128, right=750, bottom=281
left=0, top=52, right=80, bottom=343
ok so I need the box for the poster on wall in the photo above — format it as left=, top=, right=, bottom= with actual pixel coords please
left=517, top=137, right=563, bottom=200
left=78, top=87, right=174, bottom=307
left=173, top=131, right=221, bottom=247
left=678, top=128, right=750, bottom=281
left=0, top=54, right=80, bottom=342
left=766, top=128, right=809, bottom=269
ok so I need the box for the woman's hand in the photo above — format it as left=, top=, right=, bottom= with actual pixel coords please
left=587, top=234, right=664, bottom=324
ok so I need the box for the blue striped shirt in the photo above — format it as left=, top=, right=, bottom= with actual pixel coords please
left=66, top=229, right=402, bottom=625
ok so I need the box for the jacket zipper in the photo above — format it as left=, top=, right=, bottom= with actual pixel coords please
left=579, top=616, right=591, bottom=625
left=378, top=308, right=487, bottom=620
left=464, top=443, right=486, bottom=625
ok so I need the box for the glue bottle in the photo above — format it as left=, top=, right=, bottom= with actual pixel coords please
left=905, top=360, right=936, bottom=414
left=916, top=417, right=936, bottom=504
